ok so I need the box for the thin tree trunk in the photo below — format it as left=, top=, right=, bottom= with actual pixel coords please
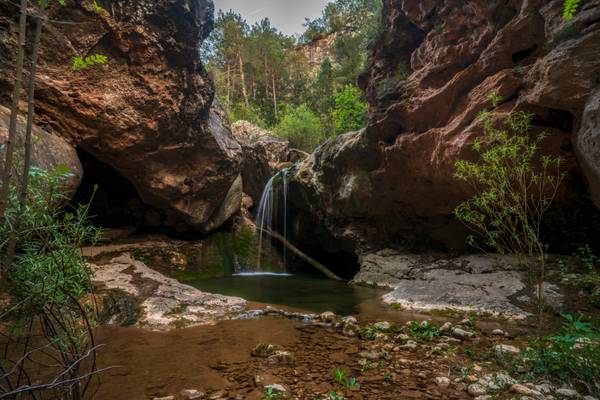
left=0, top=0, right=28, bottom=227
left=271, top=71, right=278, bottom=120
left=4, top=4, right=45, bottom=273
left=237, top=51, right=249, bottom=109
left=226, top=62, right=231, bottom=108
left=264, top=53, right=269, bottom=98
left=0, top=0, right=28, bottom=286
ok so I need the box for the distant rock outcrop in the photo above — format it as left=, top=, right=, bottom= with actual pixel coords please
left=0, top=0, right=241, bottom=233
left=232, top=121, right=307, bottom=205
left=292, top=0, right=600, bottom=252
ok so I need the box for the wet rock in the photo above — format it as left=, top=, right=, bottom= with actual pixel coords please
left=555, top=388, right=580, bottom=398
left=452, top=328, right=474, bottom=340
left=468, top=383, right=488, bottom=397
left=267, top=351, right=295, bottom=366
left=90, top=254, right=245, bottom=329
left=251, top=343, right=282, bottom=358
left=511, top=384, right=542, bottom=397
left=319, top=311, right=336, bottom=323
left=374, top=321, right=392, bottom=331
left=494, top=344, right=521, bottom=356
left=440, top=322, right=453, bottom=333
left=177, top=389, right=206, bottom=400
left=435, top=376, right=451, bottom=388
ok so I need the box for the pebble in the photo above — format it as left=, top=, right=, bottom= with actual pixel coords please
left=153, top=397, right=175, bottom=400
left=555, top=388, right=579, bottom=398
left=435, top=376, right=451, bottom=388
left=494, top=344, right=521, bottom=356
left=396, top=333, right=410, bottom=342
left=440, top=322, right=453, bottom=333
left=464, top=375, right=479, bottom=383
left=468, top=383, right=488, bottom=396
left=492, top=329, right=505, bottom=336
left=374, top=321, right=391, bottom=331
left=265, top=384, right=287, bottom=394
left=400, top=340, right=418, bottom=350
left=320, top=312, right=336, bottom=323
left=452, top=327, right=474, bottom=339
left=511, top=384, right=542, bottom=397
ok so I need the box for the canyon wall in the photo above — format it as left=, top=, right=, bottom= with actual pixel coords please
left=293, top=0, right=600, bottom=253
left=0, top=0, right=241, bottom=232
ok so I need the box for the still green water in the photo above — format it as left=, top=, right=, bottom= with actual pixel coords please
left=188, top=273, right=381, bottom=315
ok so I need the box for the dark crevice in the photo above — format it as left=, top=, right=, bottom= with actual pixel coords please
left=512, top=46, right=537, bottom=64
left=533, top=108, right=574, bottom=132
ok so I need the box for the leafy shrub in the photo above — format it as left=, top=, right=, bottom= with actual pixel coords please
left=332, top=85, right=368, bottom=134
left=72, top=54, right=108, bottom=71
left=407, top=321, right=440, bottom=341
left=274, top=104, right=327, bottom=152
left=517, top=315, right=600, bottom=396
left=560, top=245, right=600, bottom=307
left=563, top=0, right=581, bottom=21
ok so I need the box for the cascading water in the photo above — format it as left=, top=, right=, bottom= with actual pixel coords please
left=255, top=169, right=289, bottom=271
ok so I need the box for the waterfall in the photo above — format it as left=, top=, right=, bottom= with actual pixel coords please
left=255, top=169, right=289, bottom=271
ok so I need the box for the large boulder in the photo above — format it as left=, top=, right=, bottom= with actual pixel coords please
left=232, top=121, right=307, bottom=204
left=0, top=0, right=241, bottom=233
left=0, top=105, right=82, bottom=195
left=293, top=0, right=600, bottom=252
left=576, top=89, right=600, bottom=208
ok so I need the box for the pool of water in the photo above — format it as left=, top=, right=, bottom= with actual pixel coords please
left=188, top=273, right=383, bottom=315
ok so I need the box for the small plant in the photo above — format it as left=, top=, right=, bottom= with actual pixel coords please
left=562, top=0, right=581, bottom=21
left=561, top=245, right=600, bottom=307
left=407, top=321, right=440, bottom=341
left=263, top=386, right=285, bottom=400
left=72, top=54, right=109, bottom=71
left=334, top=369, right=360, bottom=390
left=359, top=323, right=384, bottom=340
left=488, top=91, right=503, bottom=108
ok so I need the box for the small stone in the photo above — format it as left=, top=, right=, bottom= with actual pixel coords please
left=435, top=376, right=451, bottom=388
left=363, top=351, right=380, bottom=360
left=452, top=327, right=474, bottom=339
left=251, top=343, right=280, bottom=357
left=492, top=329, right=505, bottom=336
left=468, top=383, right=488, bottom=396
left=400, top=340, right=418, bottom=350
left=266, top=350, right=295, bottom=365
left=555, top=388, right=579, bottom=398
left=459, top=318, right=471, bottom=326
left=473, top=365, right=483, bottom=372
left=511, top=384, right=542, bottom=397
left=264, top=384, right=287, bottom=394
left=440, top=322, right=453, bottom=333
left=320, top=311, right=336, bottom=323
left=395, top=333, right=410, bottom=342
left=374, top=321, right=392, bottom=331
left=342, top=316, right=358, bottom=325
left=153, top=397, right=175, bottom=400
left=583, top=396, right=598, bottom=400
left=474, top=396, right=492, bottom=400
left=494, top=344, right=520, bottom=356
left=464, top=375, right=479, bottom=383
left=480, top=372, right=515, bottom=390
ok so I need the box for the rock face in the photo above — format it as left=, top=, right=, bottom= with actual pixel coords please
left=0, top=105, right=82, bottom=195
left=353, top=250, right=564, bottom=319
left=0, top=0, right=242, bottom=232
left=576, top=89, right=600, bottom=208
left=292, top=0, right=600, bottom=251
left=91, top=253, right=246, bottom=328
left=232, top=121, right=307, bottom=204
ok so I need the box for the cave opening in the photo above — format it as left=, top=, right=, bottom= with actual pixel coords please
left=70, top=148, right=145, bottom=231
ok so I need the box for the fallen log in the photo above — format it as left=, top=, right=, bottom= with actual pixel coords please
left=259, top=228, right=343, bottom=281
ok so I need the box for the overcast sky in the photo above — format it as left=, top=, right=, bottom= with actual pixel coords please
left=213, top=0, right=331, bottom=36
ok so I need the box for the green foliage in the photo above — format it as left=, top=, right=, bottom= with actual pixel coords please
left=488, top=91, right=503, bottom=108
left=274, top=105, right=326, bottom=151
left=516, top=315, right=600, bottom=395
left=454, top=109, right=565, bottom=259
left=72, top=54, right=108, bottom=71
left=333, top=85, right=368, bottom=134
left=563, top=0, right=581, bottom=21
left=263, top=386, right=285, bottom=400
left=334, top=369, right=360, bottom=390
left=3, top=164, right=100, bottom=314
left=407, top=321, right=440, bottom=341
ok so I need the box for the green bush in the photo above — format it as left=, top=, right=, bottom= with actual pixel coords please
left=274, top=104, right=327, bottom=152
left=517, top=315, right=600, bottom=396
left=332, top=85, right=368, bottom=134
